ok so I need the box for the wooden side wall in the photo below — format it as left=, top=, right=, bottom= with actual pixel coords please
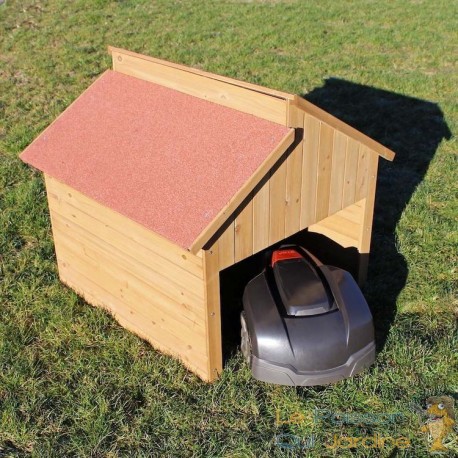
left=44, top=175, right=220, bottom=381
left=211, top=109, right=380, bottom=278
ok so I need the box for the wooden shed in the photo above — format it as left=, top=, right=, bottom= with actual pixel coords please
left=20, top=47, right=395, bottom=382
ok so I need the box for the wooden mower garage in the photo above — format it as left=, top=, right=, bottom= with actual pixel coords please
left=20, top=47, right=395, bottom=382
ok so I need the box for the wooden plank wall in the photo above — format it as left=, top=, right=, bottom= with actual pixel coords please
left=308, top=200, right=365, bottom=249
left=211, top=113, right=380, bottom=273
left=44, top=175, right=216, bottom=381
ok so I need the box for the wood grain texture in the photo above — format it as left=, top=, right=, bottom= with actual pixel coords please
left=285, top=113, right=305, bottom=236
left=342, top=138, right=360, bottom=208
left=218, top=218, right=235, bottom=271
left=308, top=200, right=364, bottom=248
left=51, top=216, right=209, bottom=378
left=269, top=162, right=287, bottom=245
left=109, top=46, right=295, bottom=101
left=329, top=131, right=348, bottom=214
left=315, top=123, right=334, bottom=221
left=355, top=145, right=371, bottom=201
left=45, top=175, right=214, bottom=381
left=234, top=198, right=254, bottom=262
left=357, top=153, right=379, bottom=285
left=295, top=97, right=395, bottom=161
left=205, top=117, right=382, bottom=271
left=58, top=266, right=209, bottom=379
left=203, top=248, right=223, bottom=381
left=110, top=48, right=289, bottom=125
left=300, top=115, right=320, bottom=228
left=45, top=176, right=203, bottom=277
left=252, top=178, right=271, bottom=255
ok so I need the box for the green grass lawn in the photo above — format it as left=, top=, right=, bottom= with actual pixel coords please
left=1, top=0, right=457, bottom=456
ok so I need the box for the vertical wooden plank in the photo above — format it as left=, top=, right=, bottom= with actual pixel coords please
left=234, top=199, right=254, bottom=262
left=285, top=111, right=305, bottom=236
left=357, top=153, right=379, bottom=285
left=342, top=138, right=360, bottom=207
left=315, top=123, right=334, bottom=221
left=329, top=131, right=348, bottom=214
left=203, top=248, right=223, bottom=381
left=286, top=98, right=305, bottom=128
left=355, top=144, right=372, bottom=201
left=252, top=179, right=270, bottom=254
left=300, top=115, right=320, bottom=228
left=218, top=218, right=235, bottom=271
left=269, top=161, right=287, bottom=244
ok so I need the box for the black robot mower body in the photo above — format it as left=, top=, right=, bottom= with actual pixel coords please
left=241, top=245, right=375, bottom=386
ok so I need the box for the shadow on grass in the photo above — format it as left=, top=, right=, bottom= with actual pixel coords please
left=219, top=78, right=451, bottom=364
left=304, top=78, right=451, bottom=352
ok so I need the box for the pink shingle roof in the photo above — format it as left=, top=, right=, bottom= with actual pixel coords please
left=20, top=70, right=292, bottom=249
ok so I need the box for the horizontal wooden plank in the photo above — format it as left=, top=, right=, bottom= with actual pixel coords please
left=53, top=228, right=206, bottom=336
left=51, top=212, right=205, bottom=315
left=308, top=223, right=358, bottom=249
left=54, top=232, right=206, bottom=343
left=45, top=175, right=203, bottom=278
left=57, top=258, right=209, bottom=379
left=47, top=196, right=204, bottom=304
left=314, top=214, right=360, bottom=242
left=109, top=46, right=295, bottom=101
left=308, top=201, right=364, bottom=248
left=110, top=47, right=289, bottom=125
left=338, top=198, right=365, bottom=224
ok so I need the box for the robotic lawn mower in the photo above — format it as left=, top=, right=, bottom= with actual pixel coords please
left=241, top=245, right=376, bottom=386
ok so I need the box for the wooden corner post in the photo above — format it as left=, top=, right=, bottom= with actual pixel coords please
left=202, top=248, right=223, bottom=381
left=357, top=153, right=380, bottom=285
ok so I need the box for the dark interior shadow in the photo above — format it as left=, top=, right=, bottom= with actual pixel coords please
left=219, top=231, right=362, bottom=363
left=219, top=78, right=451, bottom=364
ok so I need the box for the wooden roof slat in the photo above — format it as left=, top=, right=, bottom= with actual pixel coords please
left=108, top=46, right=296, bottom=101
left=294, top=97, right=395, bottom=161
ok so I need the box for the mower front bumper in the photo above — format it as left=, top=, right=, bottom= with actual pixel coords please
left=251, top=341, right=375, bottom=386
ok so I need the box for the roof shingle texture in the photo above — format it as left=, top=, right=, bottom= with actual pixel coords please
left=20, top=70, right=291, bottom=249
